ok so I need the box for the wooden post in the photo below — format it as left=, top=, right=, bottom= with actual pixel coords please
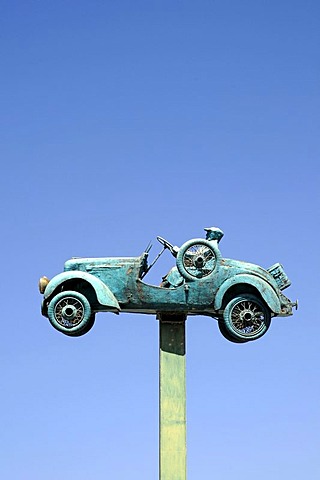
left=159, top=314, right=187, bottom=480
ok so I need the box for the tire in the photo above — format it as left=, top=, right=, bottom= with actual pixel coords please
left=222, top=295, right=271, bottom=342
left=48, top=291, right=92, bottom=336
left=176, top=239, right=221, bottom=281
left=218, top=320, right=248, bottom=344
left=63, top=315, right=95, bottom=337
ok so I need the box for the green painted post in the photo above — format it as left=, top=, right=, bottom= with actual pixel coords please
left=159, top=314, right=187, bottom=480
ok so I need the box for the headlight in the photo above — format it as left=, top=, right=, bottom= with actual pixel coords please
left=39, top=276, right=50, bottom=294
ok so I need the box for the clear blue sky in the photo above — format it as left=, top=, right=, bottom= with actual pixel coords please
left=1, top=1, right=319, bottom=478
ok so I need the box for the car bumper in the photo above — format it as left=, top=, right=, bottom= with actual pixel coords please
left=278, top=293, right=298, bottom=316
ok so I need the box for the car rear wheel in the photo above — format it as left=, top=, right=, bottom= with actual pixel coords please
left=48, top=291, right=93, bottom=336
left=222, top=295, right=271, bottom=342
left=218, top=320, right=248, bottom=343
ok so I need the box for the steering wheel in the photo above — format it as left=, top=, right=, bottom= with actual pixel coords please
left=157, top=236, right=178, bottom=257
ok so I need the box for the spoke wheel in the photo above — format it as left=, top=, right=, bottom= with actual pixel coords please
left=63, top=315, right=96, bottom=337
left=223, top=295, right=271, bottom=342
left=177, top=239, right=220, bottom=281
left=48, top=291, right=92, bottom=336
left=218, top=320, right=248, bottom=344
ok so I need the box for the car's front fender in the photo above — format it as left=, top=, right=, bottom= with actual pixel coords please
left=43, top=271, right=120, bottom=312
left=214, top=274, right=281, bottom=314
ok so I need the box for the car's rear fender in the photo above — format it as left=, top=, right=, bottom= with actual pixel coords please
left=214, top=274, right=281, bottom=314
left=43, top=271, right=120, bottom=312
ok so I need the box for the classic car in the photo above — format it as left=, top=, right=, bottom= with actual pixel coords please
left=39, top=227, right=297, bottom=342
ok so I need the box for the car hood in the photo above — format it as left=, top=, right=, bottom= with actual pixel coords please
left=64, top=256, right=140, bottom=272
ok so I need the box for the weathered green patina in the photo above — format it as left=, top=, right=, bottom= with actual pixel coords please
left=38, top=227, right=297, bottom=480
left=39, top=227, right=297, bottom=343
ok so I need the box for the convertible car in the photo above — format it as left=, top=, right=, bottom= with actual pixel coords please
left=39, top=227, right=297, bottom=343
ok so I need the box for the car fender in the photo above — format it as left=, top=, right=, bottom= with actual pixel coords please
left=214, top=274, right=281, bottom=314
left=43, top=271, right=120, bottom=312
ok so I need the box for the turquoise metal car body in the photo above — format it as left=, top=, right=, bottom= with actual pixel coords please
left=39, top=228, right=296, bottom=342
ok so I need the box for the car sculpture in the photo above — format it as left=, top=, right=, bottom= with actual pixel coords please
left=39, top=227, right=297, bottom=343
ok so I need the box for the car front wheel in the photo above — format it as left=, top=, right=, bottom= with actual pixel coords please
left=48, top=290, right=93, bottom=336
left=222, top=295, right=271, bottom=342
